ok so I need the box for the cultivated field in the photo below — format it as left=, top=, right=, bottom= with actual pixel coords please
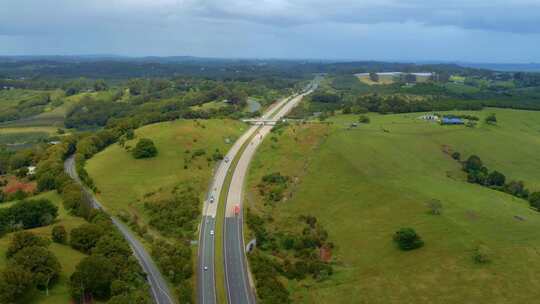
left=246, top=108, right=540, bottom=303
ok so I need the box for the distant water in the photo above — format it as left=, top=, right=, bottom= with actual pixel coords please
left=246, top=98, right=261, bottom=113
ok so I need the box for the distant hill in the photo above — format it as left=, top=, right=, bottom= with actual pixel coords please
left=457, top=63, right=540, bottom=72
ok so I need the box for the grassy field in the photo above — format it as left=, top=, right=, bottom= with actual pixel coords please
left=86, top=119, right=246, bottom=229
left=0, top=191, right=87, bottom=304
left=246, top=108, right=540, bottom=303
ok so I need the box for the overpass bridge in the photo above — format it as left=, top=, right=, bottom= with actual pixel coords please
left=241, top=118, right=280, bottom=125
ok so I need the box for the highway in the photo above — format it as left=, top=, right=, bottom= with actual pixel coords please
left=64, top=156, right=174, bottom=304
left=223, top=89, right=314, bottom=304
left=197, top=95, right=294, bottom=304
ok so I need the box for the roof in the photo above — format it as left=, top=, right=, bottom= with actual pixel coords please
left=441, top=117, right=464, bottom=124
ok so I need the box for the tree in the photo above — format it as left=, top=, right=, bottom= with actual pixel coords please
left=132, top=138, right=158, bottom=159
left=369, top=72, right=379, bottom=82
left=485, top=113, right=497, bottom=124
left=12, top=246, right=61, bottom=292
left=6, top=231, right=49, bottom=258
left=51, top=225, right=67, bottom=244
left=487, top=171, right=506, bottom=187
left=0, top=265, right=34, bottom=303
left=70, top=224, right=104, bottom=254
left=70, top=255, right=115, bottom=301
left=393, top=228, right=424, bottom=250
left=463, top=155, right=483, bottom=173
left=529, top=192, right=540, bottom=210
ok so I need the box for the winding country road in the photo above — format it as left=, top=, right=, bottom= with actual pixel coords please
left=64, top=156, right=174, bottom=304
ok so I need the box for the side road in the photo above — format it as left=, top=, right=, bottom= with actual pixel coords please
left=64, top=155, right=175, bottom=304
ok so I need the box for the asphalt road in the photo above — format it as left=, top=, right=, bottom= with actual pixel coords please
left=223, top=82, right=318, bottom=304
left=197, top=95, right=295, bottom=304
left=64, top=156, right=174, bottom=304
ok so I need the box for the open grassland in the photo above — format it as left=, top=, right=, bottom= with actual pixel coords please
left=0, top=191, right=87, bottom=304
left=86, top=119, right=246, bottom=228
left=247, top=108, right=540, bottom=303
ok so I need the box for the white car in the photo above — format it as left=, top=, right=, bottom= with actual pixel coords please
left=204, top=266, right=208, bottom=271
left=210, top=230, right=214, bottom=236
left=209, top=196, right=214, bottom=203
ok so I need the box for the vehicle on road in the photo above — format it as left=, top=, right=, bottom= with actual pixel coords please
left=210, top=230, right=214, bottom=236
left=234, top=204, right=240, bottom=216
left=210, top=196, right=214, bottom=203
left=224, top=156, right=230, bottom=163
left=204, top=266, right=208, bottom=271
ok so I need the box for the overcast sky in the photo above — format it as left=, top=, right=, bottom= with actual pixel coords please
left=1, top=0, right=540, bottom=62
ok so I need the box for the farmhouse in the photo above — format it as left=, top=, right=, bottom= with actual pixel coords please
left=419, top=114, right=439, bottom=121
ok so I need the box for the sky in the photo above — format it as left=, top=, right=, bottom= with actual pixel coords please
left=1, top=0, right=540, bottom=62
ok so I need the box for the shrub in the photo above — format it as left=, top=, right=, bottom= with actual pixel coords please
left=485, top=113, right=497, bottom=124
left=426, top=199, right=443, bottom=215
left=70, top=255, right=115, bottom=301
left=451, top=151, right=461, bottom=161
left=132, top=138, right=158, bottom=159
left=358, top=115, right=370, bottom=124
left=472, top=245, right=491, bottom=264
left=529, top=192, right=540, bottom=210
left=51, top=225, right=67, bottom=244
left=393, top=228, right=424, bottom=251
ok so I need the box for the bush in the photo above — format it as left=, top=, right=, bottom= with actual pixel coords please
left=485, top=113, right=497, bottom=124
left=472, top=245, right=491, bottom=264
left=0, top=199, right=58, bottom=234
left=51, top=225, right=67, bottom=244
left=529, top=192, right=540, bottom=210
left=132, top=138, right=158, bottom=159
left=358, top=115, right=370, bottom=124
left=70, top=255, right=115, bottom=301
left=393, top=228, right=424, bottom=251
left=451, top=151, right=461, bottom=161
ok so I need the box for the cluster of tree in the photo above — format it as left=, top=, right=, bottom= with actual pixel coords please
left=459, top=154, right=540, bottom=208
left=257, top=172, right=290, bottom=203
left=132, top=138, right=158, bottom=159
left=143, top=185, right=200, bottom=240
left=138, top=184, right=198, bottom=303
left=0, top=231, right=61, bottom=303
left=68, top=211, right=151, bottom=303
left=151, top=240, right=193, bottom=303
left=0, top=199, right=58, bottom=236
left=246, top=210, right=334, bottom=303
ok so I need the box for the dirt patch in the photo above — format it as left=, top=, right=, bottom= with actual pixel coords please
left=320, top=245, right=332, bottom=262
left=441, top=144, right=453, bottom=155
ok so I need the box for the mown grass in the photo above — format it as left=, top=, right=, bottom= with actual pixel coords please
left=0, top=191, right=87, bottom=304
left=247, top=108, right=540, bottom=303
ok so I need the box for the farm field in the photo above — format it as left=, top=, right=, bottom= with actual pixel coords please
left=0, top=191, right=87, bottom=304
left=86, top=119, right=246, bottom=231
left=246, top=108, right=540, bottom=303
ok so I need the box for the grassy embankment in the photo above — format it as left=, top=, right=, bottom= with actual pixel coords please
left=246, top=108, right=540, bottom=303
left=0, top=191, right=87, bottom=304
left=85, top=119, right=245, bottom=299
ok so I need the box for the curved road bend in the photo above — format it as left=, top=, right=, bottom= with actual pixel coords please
left=64, top=156, right=174, bottom=304
left=197, top=95, right=296, bottom=304
left=223, top=84, right=317, bottom=304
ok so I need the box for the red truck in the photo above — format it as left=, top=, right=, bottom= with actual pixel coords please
left=234, top=204, right=240, bottom=216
